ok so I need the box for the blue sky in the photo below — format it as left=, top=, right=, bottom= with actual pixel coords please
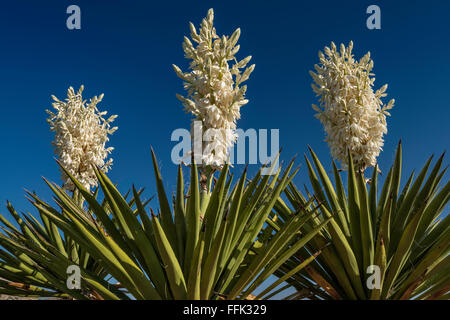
left=0, top=1, right=448, bottom=220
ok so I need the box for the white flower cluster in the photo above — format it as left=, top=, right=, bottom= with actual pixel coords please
left=310, top=41, right=394, bottom=171
left=173, top=8, right=255, bottom=169
left=46, top=86, right=118, bottom=191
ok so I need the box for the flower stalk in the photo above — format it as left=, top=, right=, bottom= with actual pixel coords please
left=46, top=85, right=118, bottom=192
left=173, top=8, right=254, bottom=171
left=310, top=41, right=394, bottom=172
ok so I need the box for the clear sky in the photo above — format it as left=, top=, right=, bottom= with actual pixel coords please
left=0, top=1, right=448, bottom=220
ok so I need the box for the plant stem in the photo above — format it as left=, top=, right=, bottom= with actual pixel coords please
left=72, top=189, right=85, bottom=212
left=199, top=166, right=214, bottom=213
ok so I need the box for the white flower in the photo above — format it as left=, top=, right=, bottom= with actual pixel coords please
left=46, top=85, right=118, bottom=191
left=310, top=41, right=394, bottom=171
left=173, top=8, right=254, bottom=169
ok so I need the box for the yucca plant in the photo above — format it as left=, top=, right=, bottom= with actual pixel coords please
left=0, top=183, right=150, bottom=299
left=270, top=40, right=450, bottom=300
left=270, top=142, right=449, bottom=299
left=0, top=150, right=332, bottom=299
